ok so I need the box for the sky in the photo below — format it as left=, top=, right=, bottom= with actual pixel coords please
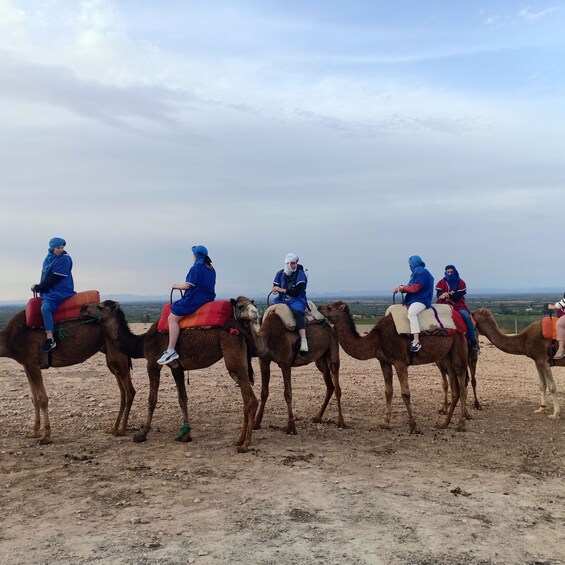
left=0, top=0, right=564, bottom=301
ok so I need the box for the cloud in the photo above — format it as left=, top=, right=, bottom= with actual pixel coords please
left=518, top=6, right=560, bottom=21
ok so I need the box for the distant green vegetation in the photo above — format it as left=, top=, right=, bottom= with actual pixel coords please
left=0, top=294, right=557, bottom=334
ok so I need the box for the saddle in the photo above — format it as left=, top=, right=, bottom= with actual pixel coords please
left=25, top=290, right=101, bottom=329
left=542, top=317, right=557, bottom=340
left=262, top=301, right=325, bottom=331
left=157, top=300, right=234, bottom=332
left=385, top=304, right=462, bottom=336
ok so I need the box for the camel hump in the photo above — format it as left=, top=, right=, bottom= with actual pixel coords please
left=263, top=304, right=297, bottom=330
left=385, top=304, right=457, bottom=335
left=263, top=301, right=325, bottom=330
left=25, top=290, right=101, bottom=328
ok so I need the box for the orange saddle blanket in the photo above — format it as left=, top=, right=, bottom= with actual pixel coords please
left=25, top=290, right=101, bottom=329
left=542, top=317, right=557, bottom=340
left=157, top=301, right=234, bottom=332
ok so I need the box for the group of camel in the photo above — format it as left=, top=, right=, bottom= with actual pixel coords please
left=0, top=296, right=561, bottom=450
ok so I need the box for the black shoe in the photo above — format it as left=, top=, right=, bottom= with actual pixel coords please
left=41, top=338, right=56, bottom=352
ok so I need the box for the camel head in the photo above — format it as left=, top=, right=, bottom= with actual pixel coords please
left=231, top=296, right=259, bottom=323
left=80, top=300, right=122, bottom=321
left=319, top=301, right=350, bottom=323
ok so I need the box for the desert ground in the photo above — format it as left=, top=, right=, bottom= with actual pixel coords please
left=1, top=322, right=565, bottom=565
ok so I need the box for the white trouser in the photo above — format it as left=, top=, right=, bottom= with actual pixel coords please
left=407, top=302, right=427, bottom=335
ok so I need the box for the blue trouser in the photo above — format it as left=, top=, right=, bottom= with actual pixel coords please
left=458, top=309, right=477, bottom=344
left=41, top=299, right=61, bottom=333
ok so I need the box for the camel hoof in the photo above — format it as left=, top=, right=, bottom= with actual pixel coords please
left=311, top=416, right=322, bottom=424
left=252, top=422, right=262, bottom=430
left=285, top=427, right=297, bottom=435
left=379, top=423, right=392, bottom=430
left=534, top=406, right=546, bottom=414
left=474, top=402, right=483, bottom=410
left=105, top=426, right=118, bottom=434
left=176, top=432, right=192, bottom=443
left=25, top=430, right=40, bottom=439
left=409, top=428, right=422, bottom=435
left=456, top=426, right=466, bottom=432
left=38, top=437, right=52, bottom=445
left=547, top=413, right=560, bottom=420
left=133, top=432, right=147, bottom=443
left=236, top=445, right=249, bottom=453
left=337, top=421, right=347, bottom=429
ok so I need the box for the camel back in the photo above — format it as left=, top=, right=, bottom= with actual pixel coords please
left=157, top=300, right=234, bottom=332
left=262, top=301, right=325, bottom=331
left=25, top=290, right=101, bottom=328
left=385, top=304, right=459, bottom=335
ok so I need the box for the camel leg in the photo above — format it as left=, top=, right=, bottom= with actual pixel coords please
left=281, top=365, right=297, bottom=435
left=171, top=367, right=192, bottom=443
left=24, top=366, right=51, bottom=444
left=234, top=370, right=258, bottom=452
left=311, top=358, right=334, bottom=423
left=224, top=346, right=258, bottom=452
left=436, top=362, right=449, bottom=415
left=311, top=357, right=345, bottom=428
left=468, top=350, right=481, bottom=410
left=533, top=359, right=560, bottom=419
left=439, top=368, right=467, bottom=432
left=379, top=361, right=394, bottom=430
left=133, top=363, right=162, bottom=443
left=253, top=357, right=272, bottom=429
left=105, top=355, right=136, bottom=435
left=395, top=364, right=421, bottom=434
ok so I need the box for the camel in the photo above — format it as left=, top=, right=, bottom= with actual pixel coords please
left=471, top=308, right=561, bottom=419
left=0, top=310, right=135, bottom=444
left=233, top=301, right=344, bottom=435
left=80, top=299, right=259, bottom=451
left=319, top=301, right=469, bottom=433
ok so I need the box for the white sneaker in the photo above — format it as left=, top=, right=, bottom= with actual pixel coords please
left=299, top=339, right=309, bottom=352
left=157, top=350, right=179, bottom=365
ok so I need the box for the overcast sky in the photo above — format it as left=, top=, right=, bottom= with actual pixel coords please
left=1, top=0, right=564, bottom=301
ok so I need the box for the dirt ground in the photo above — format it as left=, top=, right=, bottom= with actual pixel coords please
left=1, top=323, right=565, bottom=565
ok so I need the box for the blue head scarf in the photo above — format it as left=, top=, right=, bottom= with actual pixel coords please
left=49, top=237, right=66, bottom=251
left=407, top=255, right=426, bottom=285
left=41, top=237, right=67, bottom=281
left=408, top=255, right=425, bottom=272
left=444, top=264, right=460, bottom=292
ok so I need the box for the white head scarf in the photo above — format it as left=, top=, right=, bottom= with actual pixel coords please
left=284, top=253, right=299, bottom=275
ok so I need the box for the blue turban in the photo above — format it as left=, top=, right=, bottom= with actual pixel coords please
left=408, top=255, right=425, bottom=271
left=192, top=245, right=208, bottom=258
left=49, top=237, right=66, bottom=250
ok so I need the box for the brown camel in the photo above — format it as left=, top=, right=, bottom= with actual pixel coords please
left=0, top=310, right=135, bottom=444
left=472, top=308, right=561, bottom=419
left=233, top=301, right=344, bottom=435
left=319, top=301, right=469, bottom=433
left=80, top=299, right=259, bottom=451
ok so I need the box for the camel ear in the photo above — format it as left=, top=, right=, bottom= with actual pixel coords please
left=230, top=298, right=236, bottom=307
left=109, top=301, right=121, bottom=312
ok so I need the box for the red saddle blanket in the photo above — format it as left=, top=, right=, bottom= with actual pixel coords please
left=542, top=317, right=557, bottom=340
left=25, top=290, right=101, bottom=328
left=157, top=301, right=234, bottom=332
